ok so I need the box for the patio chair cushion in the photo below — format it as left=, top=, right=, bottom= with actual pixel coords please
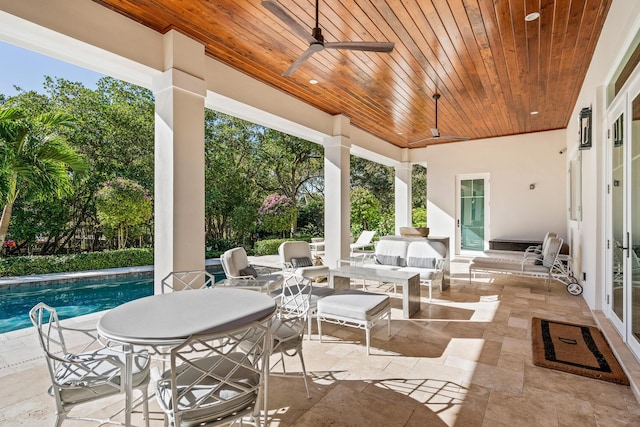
left=317, top=290, right=390, bottom=321
left=239, top=265, right=258, bottom=278
left=291, top=256, right=313, bottom=268
left=54, top=347, right=150, bottom=404
left=156, top=353, right=259, bottom=425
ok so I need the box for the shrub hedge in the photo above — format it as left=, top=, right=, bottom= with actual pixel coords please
left=0, top=236, right=319, bottom=277
left=253, top=238, right=291, bottom=256
left=0, top=248, right=154, bottom=277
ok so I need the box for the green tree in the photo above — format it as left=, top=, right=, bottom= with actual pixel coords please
left=350, top=187, right=381, bottom=236
left=95, top=178, right=152, bottom=249
left=3, top=78, right=155, bottom=253
left=412, top=164, right=427, bottom=209
left=350, top=156, right=394, bottom=213
left=255, top=129, right=324, bottom=201
left=204, top=110, right=261, bottom=242
left=0, top=107, right=88, bottom=249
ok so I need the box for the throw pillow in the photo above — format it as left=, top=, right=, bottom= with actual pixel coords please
left=291, top=257, right=313, bottom=268
left=375, top=254, right=402, bottom=266
left=239, top=265, right=258, bottom=278
left=407, top=257, right=436, bottom=269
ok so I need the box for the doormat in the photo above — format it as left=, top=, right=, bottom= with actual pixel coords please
left=531, top=317, right=629, bottom=385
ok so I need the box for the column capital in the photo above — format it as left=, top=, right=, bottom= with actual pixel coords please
left=395, top=162, right=412, bottom=173
left=331, top=114, right=351, bottom=138
left=324, top=134, right=351, bottom=150
left=153, top=68, right=206, bottom=97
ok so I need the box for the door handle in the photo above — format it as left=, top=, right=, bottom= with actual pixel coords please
left=626, top=232, right=631, bottom=258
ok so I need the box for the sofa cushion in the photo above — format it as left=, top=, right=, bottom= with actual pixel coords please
left=407, top=257, right=436, bottom=269
left=375, top=254, right=401, bottom=266
left=291, top=256, right=313, bottom=268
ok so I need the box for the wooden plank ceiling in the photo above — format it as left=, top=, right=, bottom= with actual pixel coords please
left=94, top=0, right=612, bottom=148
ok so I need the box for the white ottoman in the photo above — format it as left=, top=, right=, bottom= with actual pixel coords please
left=316, top=290, right=391, bottom=355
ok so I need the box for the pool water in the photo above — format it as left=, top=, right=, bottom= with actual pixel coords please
left=0, top=267, right=226, bottom=334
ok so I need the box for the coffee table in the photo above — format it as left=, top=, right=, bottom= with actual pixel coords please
left=329, top=266, right=420, bottom=318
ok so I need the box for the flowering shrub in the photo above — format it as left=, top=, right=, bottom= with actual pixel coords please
left=257, top=193, right=297, bottom=236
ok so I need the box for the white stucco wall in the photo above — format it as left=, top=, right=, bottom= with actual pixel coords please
left=566, top=0, right=640, bottom=310
left=423, top=130, right=568, bottom=252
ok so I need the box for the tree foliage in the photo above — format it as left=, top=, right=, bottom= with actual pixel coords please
left=350, top=187, right=381, bottom=235
left=95, top=178, right=152, bottom=249
left=0, top=106, right=88, bottom=252
left=258, top=193, right=297, bottom=237
left=0, top=76, right=428, bottom=259
left=1, top=77, right=154, bottom=253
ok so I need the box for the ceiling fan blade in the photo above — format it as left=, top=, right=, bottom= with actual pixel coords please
left=262, top=0, right=315, bottom=44
left=282, top=47, right=317, bottom=76
left=439, top=136, right=470, bottom=141
left=324, top=41, right=394, bottom=52
left=408, top=134, right=469, bottom=146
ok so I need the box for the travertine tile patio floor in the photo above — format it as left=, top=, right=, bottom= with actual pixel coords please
left=2, top=259, right=640, bottom=426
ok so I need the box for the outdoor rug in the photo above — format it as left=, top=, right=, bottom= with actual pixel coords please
left=531, top=317, right=629, bottom=385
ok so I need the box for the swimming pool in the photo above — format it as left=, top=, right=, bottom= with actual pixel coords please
left=0, top=267, right=225, bottom=334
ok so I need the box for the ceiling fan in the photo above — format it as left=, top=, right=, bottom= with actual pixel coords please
left=262, top=0, right=394, bottom=76
left=409, top=93, right=470, bottom=146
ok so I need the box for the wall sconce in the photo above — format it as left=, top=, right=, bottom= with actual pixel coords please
left=530, top=184, right=536, bottom=190
left=579, top=107, right=592, bottom=150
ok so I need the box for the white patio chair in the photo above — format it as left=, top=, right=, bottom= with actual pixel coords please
left=523, top=232, right=557, bottom=261
left=221, top=246, right=284, bottom=287
left=278, top=241, right=330, bottom=281
left=350, top=230, right=376, bottom=255
left=30, top=302, right=150, bottom=427
left=268, top=274, right=314, bottom=398
left=155, top=318, right=271, bottom=427
left=161, top=269, right=217, bottom=292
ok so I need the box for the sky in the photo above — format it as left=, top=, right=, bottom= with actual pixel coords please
left=0, top=41, right=105, bottom=97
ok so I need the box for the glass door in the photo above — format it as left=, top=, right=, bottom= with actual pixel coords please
left=606, top=81, right=640, bottom=357
left=631, top=92, right=640, bottom=349
left=609, top=104, right=625, bottom=332
left=457, top=174, right=489, bottom=254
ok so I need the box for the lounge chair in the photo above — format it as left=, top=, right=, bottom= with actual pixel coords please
left=469, top=236, right=583, bottom=295
left=350, top=230, right=376, bottom=255
left=221, top=246, right=284, bottom=288
left=279, top=241, right=330, bottom=281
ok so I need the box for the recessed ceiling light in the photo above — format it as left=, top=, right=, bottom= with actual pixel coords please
left=397, top=132, right=403, bottom=135
left=309, top=79, right=318, bottom=85
left=525, top=12, right=540, bottom=22
left=530, top=111, right=539, bottom=115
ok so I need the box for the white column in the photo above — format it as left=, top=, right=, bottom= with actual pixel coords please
left=153, top=31, right=207, bottom=293
left=324, top=115, right=351, bottom=268
left=395, top=163, right=412, bottom=234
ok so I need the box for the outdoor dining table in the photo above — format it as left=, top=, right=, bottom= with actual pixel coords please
left=97, top=287, right=277, bottom=427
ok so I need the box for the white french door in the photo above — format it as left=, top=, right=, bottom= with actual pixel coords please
left=606, top=73, right=640, bottom=359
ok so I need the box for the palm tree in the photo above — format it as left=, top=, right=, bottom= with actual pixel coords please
left=0, top=107, right=88, bottom=251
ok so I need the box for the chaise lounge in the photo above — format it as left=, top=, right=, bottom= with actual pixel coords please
left=468, top=236, right=582, bottom=295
